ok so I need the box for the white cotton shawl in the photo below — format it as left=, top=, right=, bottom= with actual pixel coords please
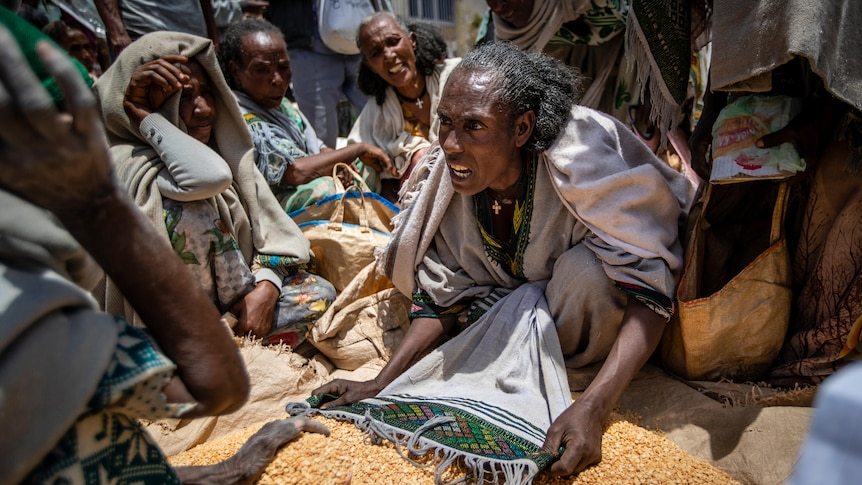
left=347, top=58, right=460, bottom=177
left=377, top=105, right=695, bottom=301
left=493, top=0, right=591, bottom=53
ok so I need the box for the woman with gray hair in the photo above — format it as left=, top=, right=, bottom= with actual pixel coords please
left=311, top=42, right=695, bottom=479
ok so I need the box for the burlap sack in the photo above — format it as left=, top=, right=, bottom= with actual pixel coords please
left=309, top=262, right=411, bottom=371
left=289, top=163, right=398, bottom=292
left=661, top=183, right=791, bottom=381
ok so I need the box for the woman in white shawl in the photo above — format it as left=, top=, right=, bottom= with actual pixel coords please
left=93, top=31, right=335, bottom=345
left=316, top=43, right=695, bottom=476
left=348, top=12, right=460, bottom=198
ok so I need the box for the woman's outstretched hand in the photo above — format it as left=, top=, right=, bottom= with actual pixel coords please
left=123, top=54, right=190, bottom=128
left=311, top=378, right=384, bottom=409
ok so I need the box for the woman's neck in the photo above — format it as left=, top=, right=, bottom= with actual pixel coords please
left=395, top=74, right=426, bottom=100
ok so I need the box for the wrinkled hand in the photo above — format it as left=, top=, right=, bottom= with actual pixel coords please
left=756, top=96, right=845, bottom=176
left=123, top=55, right=189, bottom=129
left=174, top=416, right=330, bottom=485
left=312, top=378, right=384, bottom=409
left=539, top=401, right=603, bottom=477
left=0, top=29, right=114, bottom=214
left=356, top=143, right=398, bottom=178
left=336, top=162, right=361, bottom=188
left=231, top=281, right=279, bottom=339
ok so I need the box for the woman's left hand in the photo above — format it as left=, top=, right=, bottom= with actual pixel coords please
left=539, top=400, right=603, bottom=476
left=231, top=281, right=279, bottom=339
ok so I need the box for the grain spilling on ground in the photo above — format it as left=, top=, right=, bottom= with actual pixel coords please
left=170, top=414, right=739, bottom=484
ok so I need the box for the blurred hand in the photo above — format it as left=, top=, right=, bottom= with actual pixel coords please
left=123, top=55, right=189, bottom=128
left=0, top=30, right=114, bottom=214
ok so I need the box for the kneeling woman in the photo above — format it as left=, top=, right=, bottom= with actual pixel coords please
left=94, top=32, right=336, bottom=345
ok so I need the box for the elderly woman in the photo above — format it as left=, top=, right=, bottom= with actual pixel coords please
left=93, top=31, right=336, bottom=345
left=348, top=12, right=460, bottom=197
left=315, top=42, right=694, bottom=477
left=218, top=19, right=397, bottom=212
left=0, top=17, right=327, bottom=484
left=43, top=20, right=100, bottom=79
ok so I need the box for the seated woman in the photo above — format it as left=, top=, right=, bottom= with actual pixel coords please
left=93, top=31, right=336, bottom=346
left=218, top=19, right=397, bottom=212
left=348, top=12, right=460, bottom=198
left=43, top=19, right=100, bottom=79
left=316, top=42, right=695, bottom=476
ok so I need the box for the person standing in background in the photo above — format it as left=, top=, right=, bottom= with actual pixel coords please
left=93, top=0, right=218, bottom=56
left=265, top=1, right=386, bottom=148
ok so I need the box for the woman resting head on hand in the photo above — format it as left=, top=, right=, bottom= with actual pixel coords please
left=349, top=12, right=459, bottom=198
left=218, top=18, right=397, bottom=211
left=93, top=31, right=336, bottom=345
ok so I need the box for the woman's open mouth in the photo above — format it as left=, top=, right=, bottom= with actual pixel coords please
left=448, top=163, right=472, bottom=179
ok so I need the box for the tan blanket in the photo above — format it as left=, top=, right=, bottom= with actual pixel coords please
left=92, top=31, right=311, bottom=324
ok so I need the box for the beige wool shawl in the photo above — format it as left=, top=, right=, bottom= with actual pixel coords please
left=347, top=58, right=460, bottom=178
left=93, top=32, right=311, bottom=323
left=378, top=105, right=695, bottom=304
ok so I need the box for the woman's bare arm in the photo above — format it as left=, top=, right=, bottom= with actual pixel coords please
left=0, top=33, right=249, bottom=418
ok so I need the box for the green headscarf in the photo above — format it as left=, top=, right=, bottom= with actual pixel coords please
left=0, top=5, right=93, bottom=106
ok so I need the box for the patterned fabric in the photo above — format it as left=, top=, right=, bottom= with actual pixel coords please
left=548, top=0, right=628, bottom=47
left=24, top=319, right=187, bottom=484
left=294, top=284, right=572, bottom=484
left=473, top=153, right=538, bottom=279
left=410, top=289, right=469, bottom=319
left=616, top=281, right=674, bottom=321
left=625, top=0, right=692, bottom=140
left=164, top=198, right=335, bottom=344
left=269, top=271, right=336, bottom=346
left=164, top=198, right=256, bottom=311
left=319, top=397, right=559, bottom=466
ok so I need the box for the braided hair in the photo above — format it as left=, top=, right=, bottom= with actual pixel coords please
left=451, top=42, right=584, bottom=153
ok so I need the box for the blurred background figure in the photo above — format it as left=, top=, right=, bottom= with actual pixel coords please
left=265, top=1, right=390, bottom=148
left=93, top=0, right=218, bottom=57
left=43, top=19, right=101, bottom=78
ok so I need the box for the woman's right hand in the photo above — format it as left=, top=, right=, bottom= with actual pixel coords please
left=355, top=143, right=398, bottom=177
left=311, top=378, right=384, bottom=409
left=123, top=54, right=189, bottom=129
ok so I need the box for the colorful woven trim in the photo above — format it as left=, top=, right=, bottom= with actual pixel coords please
left=473, top=152, right=538, bottom=279
left=298, top=394, right=563, bottom=483
left=255, top=254, right=307, bottom=276
left=616, top=281, right=675, bottom=321
left=410, top=289, right=469, bottom=319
